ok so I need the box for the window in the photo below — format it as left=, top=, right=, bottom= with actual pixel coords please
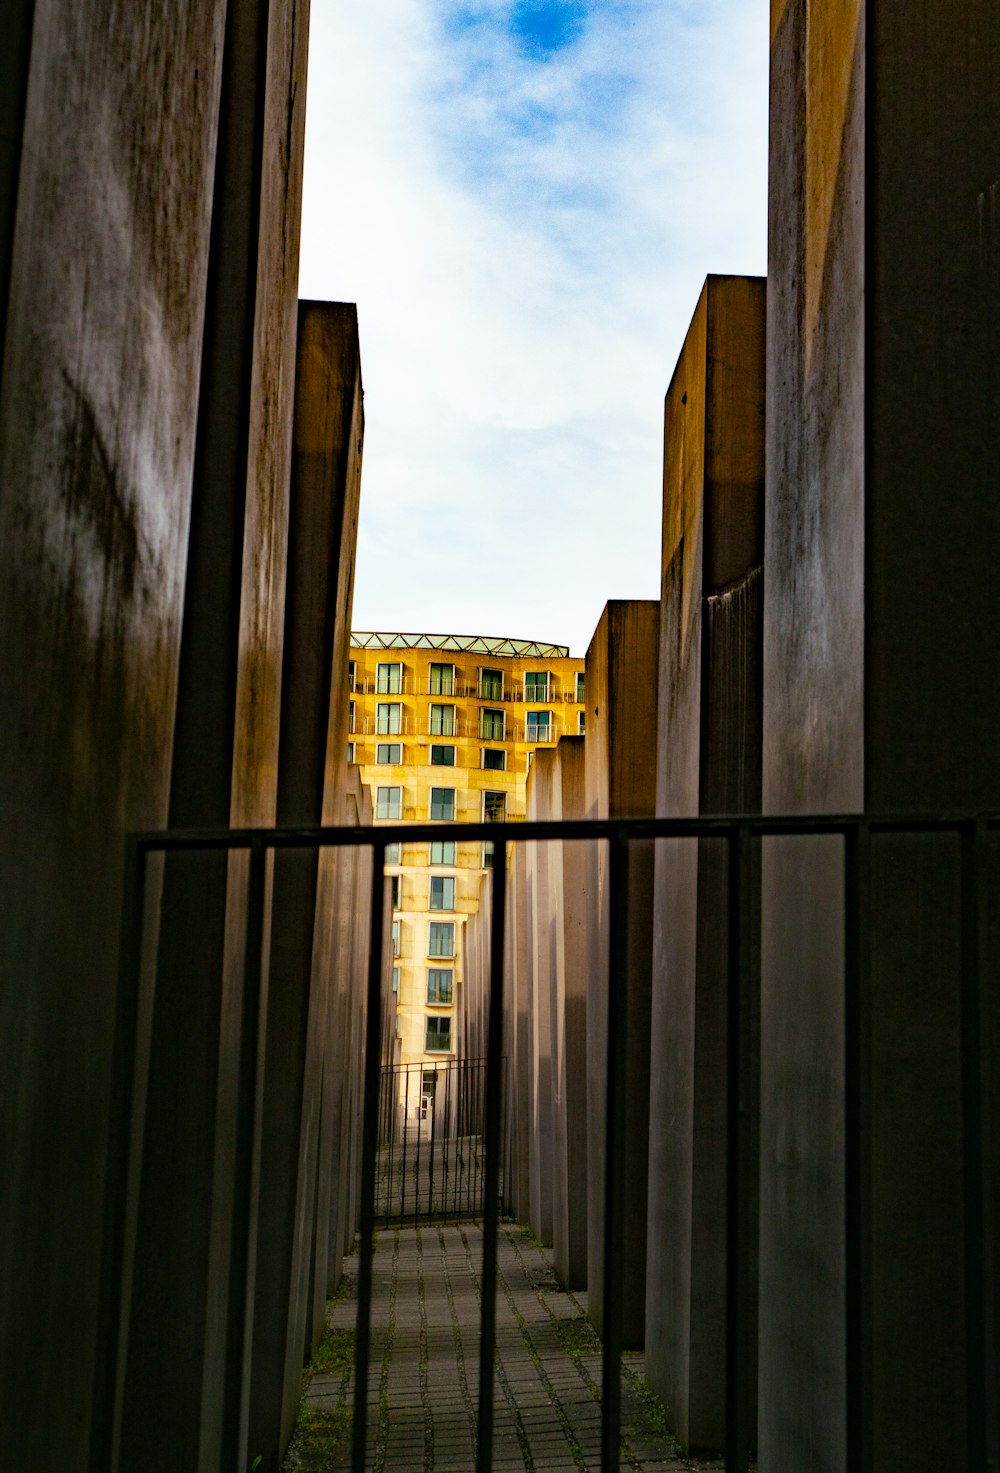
left=376, top=786, right=402, bottom=819
left=429, top=921, right=455, bottom=958
left=525, top=670, right=549, bottom=700
left=390, top=875, right=400, bottom=909
left=481, top=707, right=505, bottom=741
left=348, top=701, right=356, bottom=734
left=429, top=662, right=454, bottom=696
left=483, top=791, right=506, bottom=823
left=526, top=710, right=551, bottom=742
left=482, top=748, right=505, bottom=771
left=430, top=744, right=455, bottom=766
left=392, top=965, right=399, bottom=994
left=426, top=968, right=453, bottom=1004
left=347, top=742, right=355, bottom=764
left=391, top=919, right=401, bottom=956
left=376, top=742, right=402, bottom=764
left=429, top=840, right=456, bottom=866
left=578, top=711, right=586, bottom=735
left=425, top=1015, right=452, bottom=1052
left=479, top=667, right=502, bottom=700
left=429, top=704, right=455, bottom=736
left=376, top=702, right=401, bottom=734
left=385, top=842, right=401, bottom=865
left=429, top=876, right=455, bottom=911
left=483, top=840, right=494, bottom=869
left=348, top=661, right=357, bottom=691
left=376, top=661, right=402, bottom=693
left=430, top=787, right=455, bottom=821
left=576, top=671, right=585, bottom=703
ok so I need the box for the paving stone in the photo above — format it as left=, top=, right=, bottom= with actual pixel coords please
left=282, top=1221, right=726, bottom=1472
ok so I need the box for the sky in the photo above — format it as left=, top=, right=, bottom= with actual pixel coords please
left=299, top=0, right=768, bottom=656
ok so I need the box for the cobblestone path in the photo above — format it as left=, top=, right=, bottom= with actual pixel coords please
left=283, top=1223, right=724, bottom=1473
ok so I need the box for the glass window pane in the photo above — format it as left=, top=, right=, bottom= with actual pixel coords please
left=479, top=667, right=502, bottom=700
left=429, top=662, right=454, bottom=696
left=427, top=968, right=453, bottom=1004
left=430, top=787, right=455, bottom=821
left=376, top=661, right=402, bottom=693
left=483, top=791, right=506, bottom=822
left=429, top=704, right=455, bottom=736
left=376, top=786, right=402, bottom=819
left=576, top=671, right=585, bottom=702
left=429, top=876, right=455, bottom=911
left=376, top=702, right=401, bottom=734
left=429, top=921, right=455, bottom=957
left=525, top=671, right=548, bottom=699
left=391, top=919, right=400, bottom=955
left=429, top=840, right=456, bottom=865
left=526, top=710, right=551, bottom=741
left=385, top=842, right=401, bottom=864
left=376, top=742, right=402, bottom=764
left=425, top=1015, right=451, bottom=1052
left=482, top=748, right=505, bottom=770
left=430, top=744, right=455, bottom=766
left=481, top=707, right=504, bottom=741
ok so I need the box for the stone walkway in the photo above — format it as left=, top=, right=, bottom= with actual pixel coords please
left=283, top=1222, right=724, bottom=1472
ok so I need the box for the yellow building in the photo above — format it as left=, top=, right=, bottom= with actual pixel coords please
left=348, top=632, right=586, bottom=1066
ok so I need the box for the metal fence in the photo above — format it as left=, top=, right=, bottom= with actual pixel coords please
left=105, top=811, right=1000, bottom=1473
left=375, top=1057, right=500, bottom=1224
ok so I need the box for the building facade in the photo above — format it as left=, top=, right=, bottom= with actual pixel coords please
left=348, top=632, right=585, bottom=1068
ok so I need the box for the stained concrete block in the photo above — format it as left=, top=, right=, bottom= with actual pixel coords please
left=503, top=840, right=532, bottom=1221
left=584, top=600, right=659, bottom=1347
left=247, top=303, right=364, bottom=1471
left=113, top=1, right=313, bottom=1467
left=526, top=765, right=555, bottom=1245
left=531, top=738, right=589, bottom=1290
left=646, top=275, right=764, bottom=1453
left=763, top=4, right=1000, bottom=1467
left=0, top=3, right=227, bottom=1468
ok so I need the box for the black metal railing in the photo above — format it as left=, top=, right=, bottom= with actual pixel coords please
left=100, top=812, right=1000, bottom=1473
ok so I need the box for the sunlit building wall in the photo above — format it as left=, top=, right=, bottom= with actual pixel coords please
left=348, top=632, right=585, bottom=1068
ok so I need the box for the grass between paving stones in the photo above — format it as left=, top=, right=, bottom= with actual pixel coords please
left=279, top=1269, right=356, bottom=1472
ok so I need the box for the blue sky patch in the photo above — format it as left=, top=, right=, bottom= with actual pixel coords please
left=509, top=0, right=589, bottom=57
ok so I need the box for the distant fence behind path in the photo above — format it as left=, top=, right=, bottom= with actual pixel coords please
left=375, top=1057, right=502, bottom=1224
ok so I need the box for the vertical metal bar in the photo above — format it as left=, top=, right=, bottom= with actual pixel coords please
left=429, top=1060, right=439, bottom=1218
left=401, top=1064, right=411, bottom=1221
left=725, top=825, right=755, bottom=1472
left=844, top=821, right=872, bottom=1473
left=960, top=819, right=998, bottom=1472
left=601, top=831, right=629, bottom=1473
left=89, top=836, right=148, bottom=1473
left=351, top=836, right=387, bottom=1473
left=228, top=836, right=269, bottom=1467
left=476, top=839, right=508, bottom=1473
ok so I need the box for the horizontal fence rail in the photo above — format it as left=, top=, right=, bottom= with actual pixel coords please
left=103, top=812, right=1000, bottom=1473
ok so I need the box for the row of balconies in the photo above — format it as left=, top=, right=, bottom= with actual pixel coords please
left=348, top=714, right=567, bottom=742
left=349, top=673, right=583, bottom=703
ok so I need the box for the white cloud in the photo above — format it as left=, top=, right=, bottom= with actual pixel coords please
left=299, top=0, right=767, bottom=655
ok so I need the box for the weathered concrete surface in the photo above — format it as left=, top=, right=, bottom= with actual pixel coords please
left=247, top=303, right=364, bottom=1472
left=763, top=3, right=1000, bottom=1468
left=584, top=601, right=659, bottom=1348
left=646, top=275, right=764, bottom=1454
left=113, top=1, right=313, bottom=1468
left=0, top=3, right=226, bottom=1469
left=534, top=737, right=589, bottom=1290
left=526, top=765, right=555, bottom=1246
